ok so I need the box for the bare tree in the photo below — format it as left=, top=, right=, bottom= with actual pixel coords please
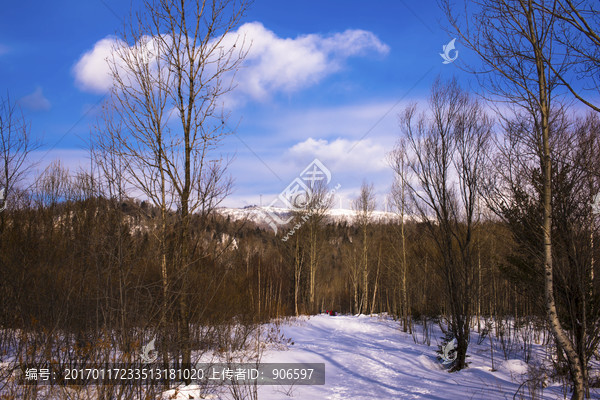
left=396, top=78, right=491, bottom=371
left=353, top=182, right=376, bottom=315
left=304, top=179, right=334, bottom=313
left=388, top=139, right=411, bottom=332
left=0, top=94, right=37, bottom=217
left=35, top=160, right=70, bottom=208
left=98, top=0, right=248, bottom=368
left=538, top=0, right=600, bottom=112
left=441, top=0, right=586, bottom=394
left=343, top=240, right=362, bottom=314
left=292, top=230, right=305, bottom=316
left=485, top=109, right=600, bottom=397
left=94, top=84, right=176, bottom=368
left=282, top=178, right=333, bottom=315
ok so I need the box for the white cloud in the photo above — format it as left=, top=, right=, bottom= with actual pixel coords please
left=223, top=135, right=394, bottom=210
left=72, top=22, right=389, bottom=101
left=19, top=87, right=51, bottom=111
left=287, top=137, right=389, bottom=173
left=320, top=29, right=390, bottom=57
left=73, top=36, right=121, bottom=93
left=226, top=22, right=389, bottom=102
left=74, top=34, right=175, bottom=95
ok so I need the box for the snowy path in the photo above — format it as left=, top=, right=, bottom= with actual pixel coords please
left=165, top=314, right=598, bottom=399
left=257, top=314, right=587, bottom=400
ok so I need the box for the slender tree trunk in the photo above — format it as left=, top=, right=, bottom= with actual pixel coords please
left=401, top=184, right=409, bottom=332
left=370, top=245, right=381, bottom=314
left=294, top=234, right=302, bottom=316
left=538, top=63, right=584, bottom=399
left=590, top=211, right=594, bottom=315
left=353, top=271, right=359, bottom=315
left=477, top=200, right=482, bottom=333
left=361, top=224, right=368, bottom=314
left=178, top=198, right=191, bottom=370
left=159, top=144, right=169, bottom=369
left=258, top=256, right=261, bottom=319
left=309, top=221, right=317, bottom=313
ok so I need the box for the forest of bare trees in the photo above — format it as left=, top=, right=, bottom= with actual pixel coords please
left=0, top=0, right=599, bottom=399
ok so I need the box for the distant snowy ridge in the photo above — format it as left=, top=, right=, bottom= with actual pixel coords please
left=216, top=206, right=402, bottom=226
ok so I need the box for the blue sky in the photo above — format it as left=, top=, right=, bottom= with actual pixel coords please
left=0, top=1, right=471, bottom=209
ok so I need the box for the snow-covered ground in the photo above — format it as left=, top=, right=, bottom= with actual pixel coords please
left=165, top=314, right=599, bottom=399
